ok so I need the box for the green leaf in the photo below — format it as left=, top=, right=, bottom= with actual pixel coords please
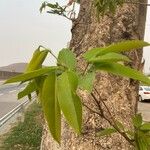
left=125, top=130, right=134, bottom=139
left=84, top=40, right=150, bottom=60
left=58, top=48, right=76, bottom=70
left=137, top=138, right=147, bottom=150
left=132, top=114, right=143, bottom=128
left=28, top=93, right=32, bottom=101
left=40, top=2, right=46, bottom=13
left=57, top=71, right=82, bottom=134
left=96, top=128, right=117, bottom=137
left=78, top=72, right=95, bottom=92
left=35, top=77, right=46, bottom=103
left=89, top=52, right=131, bottom=63
left=115, top=121, right=125, bottom=131
left=5, top=67, right=59, bottom=84
left=25, top=49, right=49, bottom=72
left=41, top=72, right=61, bottom=143
left=98, top=40, right=150, bottom=55
left=25, top=48, right=41, bottom=72
left=140, top=123, right=150, bottom=131
left=95, top=62, right=150, bottom=85
left=18, top=81, right=38, bottom=99
left=83, top=47, right=104, bottom=60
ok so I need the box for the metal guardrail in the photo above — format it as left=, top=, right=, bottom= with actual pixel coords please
left=0, top=100, right=29, bottom=127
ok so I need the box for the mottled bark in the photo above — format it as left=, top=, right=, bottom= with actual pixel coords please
left=41, top=0, right=147, bottom=149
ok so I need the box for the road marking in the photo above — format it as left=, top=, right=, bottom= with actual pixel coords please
left=0, top=93, right=4, bottom=96
left=9, top=90, right=16, bottom=93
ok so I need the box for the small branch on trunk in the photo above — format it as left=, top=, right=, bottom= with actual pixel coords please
left=82, top=63, right=89, bottom=75
left=83, top=103, right=102, bottom=116
left=89, top=87, right=135, bottom=146
left=91, top=92, right=104, bottom=116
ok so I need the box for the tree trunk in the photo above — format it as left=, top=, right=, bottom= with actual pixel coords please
left=40, top=0, right=147, bottom=149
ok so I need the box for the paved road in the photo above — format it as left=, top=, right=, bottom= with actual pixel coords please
left=138, top=101, right=150, bottom=122
left=0, top=82, right=26, bottom=118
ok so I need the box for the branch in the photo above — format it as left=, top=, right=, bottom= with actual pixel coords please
left=83, top=103, right=102, bottom=116
left=91, top=92, right=104, bottom=116
left=91, top=87, right=134, bottom=146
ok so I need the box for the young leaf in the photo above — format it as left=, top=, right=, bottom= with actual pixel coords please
left=18, top=81, right=38, bottom=99
left=84, top=40, right=150, bottom=60
left=94, top=62, right=150, bottom=85
left=78, top=72, right=95, bottom=92
left=25, top=48, right=41, bottom=72
left=98, top=40, right=150, bottom=56
left=35, top=76, right=46, bottom=103
left=40, top=2, right=46, bottom=13
left=140, top=123, right=150, bottom=131
left=28, top=93, right=32, bottom=101
left=132, top=114, right=142, bottom=128
left=115, top=120, right=125, bottom=131
left=33, top=50, right=48, bottom=68
left=96, top=128, right=117, bottom=137
left=58, top=48, right=76, bottom=70
left=57, top=71, right=82, bottom=134
left=125, top=130, right=134, bottom=139
left=5, top=67, right=59, bottom=84
left=83, top=47, right=104, bottom=60
left=41, top=72, right=61, bottom=143
left=89, top=52, right=131, bottom=63
left=137, top=138, right=147, bottom=150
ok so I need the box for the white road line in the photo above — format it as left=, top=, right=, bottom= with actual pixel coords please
left=9, top=90, right=16, bottom=93
left=0, top=93, right=4, bottom=96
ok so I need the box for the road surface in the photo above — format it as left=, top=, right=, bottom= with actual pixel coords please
left=138, top=101, right=150, bottom=122
left=0, top=82, right=26, bottom=118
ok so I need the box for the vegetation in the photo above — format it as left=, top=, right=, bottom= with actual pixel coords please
left=0, top=102, right=43, bottom=150
left=5, top=40, right=150, bottom=149
left=4, top=0, right=150, bottom=149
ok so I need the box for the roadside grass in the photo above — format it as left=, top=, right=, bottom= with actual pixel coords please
left=0, top=101, right=43, bottom=150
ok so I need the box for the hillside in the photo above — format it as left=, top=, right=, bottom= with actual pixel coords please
left=0, top=63, right=27, bottom=73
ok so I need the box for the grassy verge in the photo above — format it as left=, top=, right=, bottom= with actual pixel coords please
left=0, top=101, right=43, bottom=150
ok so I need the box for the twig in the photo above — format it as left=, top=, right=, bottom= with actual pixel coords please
left=91, top=92, right=104, bottom=116
left=83, top=103, right=102, bottom=116
left=91, top=87, right=134, bottom=146
left=94, top=87, right=116, bottom=124
left=82, top=63, right=89, bottom=75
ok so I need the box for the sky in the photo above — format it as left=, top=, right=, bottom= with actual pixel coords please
left=0, top=0, right=150, bottom=73
left=0, top=0, right=72, bottom=66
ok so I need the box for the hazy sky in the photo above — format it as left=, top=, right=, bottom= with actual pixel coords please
left=0, top=0, right=150, bottom=73
left=0, top=0, right=72, bottom=66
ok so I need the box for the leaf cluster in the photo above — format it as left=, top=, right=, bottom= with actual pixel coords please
left=94, top=0, right=125, bottom=16
left=5, top=40, right=150, bottom=144
left=97, top=114, right=150, bottom=150
left=40, top=0, right=126, bottom=19
left=40, top=2, right=66, bottom=15
left=40, top=1, right=73, bottom=20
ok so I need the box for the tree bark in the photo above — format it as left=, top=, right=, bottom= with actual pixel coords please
left=40, top=0, right=147, bottom=149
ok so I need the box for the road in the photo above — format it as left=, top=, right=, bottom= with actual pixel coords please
left=0, top=81, right=26, bottom=118
left=138, top=101, right=150, bottom=122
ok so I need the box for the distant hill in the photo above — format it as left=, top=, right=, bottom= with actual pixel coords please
left=0, top=63, right=28, bottom=73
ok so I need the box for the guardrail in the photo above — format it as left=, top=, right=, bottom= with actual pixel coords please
left=0, top=100, right=30, bottom=127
